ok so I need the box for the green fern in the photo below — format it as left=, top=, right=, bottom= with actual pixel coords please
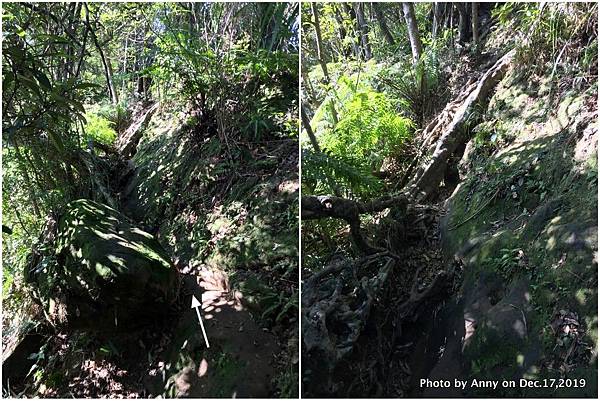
left=303, top=70, right=414, bottom=199
left=302, top=148, right=382, bottom=198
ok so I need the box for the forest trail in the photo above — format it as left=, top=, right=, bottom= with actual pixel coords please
left=145, top=270, right=280, bottom=398
left=112, top=109, right=282, bottom=398
left=302, top=23, right=597, bottom=395
left=4, top=106, right=284, bottom=398
left=2, top=3, right=299, bottom=398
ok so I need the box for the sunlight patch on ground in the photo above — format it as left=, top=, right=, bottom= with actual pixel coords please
left=198, top=358, right=209, bottom=377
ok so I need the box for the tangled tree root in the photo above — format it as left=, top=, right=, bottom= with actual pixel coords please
left=302, top=248, right=459, bottom=396
left=302, top=252, right=397, bottom=395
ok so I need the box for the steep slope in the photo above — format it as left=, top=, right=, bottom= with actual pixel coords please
left=420, top=59, right=597, bottom=397
left=118, top=103, right=299, bottom=397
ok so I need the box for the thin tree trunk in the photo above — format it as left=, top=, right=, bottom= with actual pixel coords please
left=301, top=104, right=320, bottom=153
left=402, top=3, right=422, bottom=65
left=333, top=5, right=351, bottom=58
left=455, top=2, right=470, bottom=45
left=12, top=145, right=42, bottom=218
left=311, top=3, right=329, bottom=82
left=472, top=2, right=479, bottom=44
left=432, top=2, right=443, bottom=39
left=73, top=25, right=89, bottom=81
left=84, top=3, right=118, bottom=105
left=355, top=2, right=372, bottom=60
left=342, top=3, right=362, bottom=59
left=373, top=3, right=395, bottom=46
left=121, top=36, right=128, bottom=94
left=301, top=65, right=317, bottom=105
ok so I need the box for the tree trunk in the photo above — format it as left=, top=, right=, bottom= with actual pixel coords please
left=121, top=36, right=128, bottom=94
left=12, top=145, right=42, bottom=218
left=355, top=2, right=372, bottom=60
left=472, top=2, right=479, bottom=44
left=333, top=5, right=352, bottom=58
left=84, top=4, right=118, bottom=105
left=373, top=3, right=395, bottom=46
left=342, top=3, right=362, bottom=59
left=432, top=2, right=443, bottom=39
left=302, top=195, right=408, bottom=254
left=301, top=104, right=320, bottom=153
left=311, top=3, right=330, bottom=82
left=402, top=3, right=422, bottom=65
left=455, top=2, right=470, bottom=45
left=301, top=64, right=317, bottom=105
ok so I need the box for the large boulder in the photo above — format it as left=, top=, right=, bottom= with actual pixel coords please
left=29, top=199, right=179, bottom=328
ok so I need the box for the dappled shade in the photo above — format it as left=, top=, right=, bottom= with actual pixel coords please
left=28, top=199, right=178, bottom=328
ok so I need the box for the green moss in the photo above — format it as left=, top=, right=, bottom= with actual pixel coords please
left=444, top=67, right=597, bottom=394
left=31, top=199, right=178, bottom=324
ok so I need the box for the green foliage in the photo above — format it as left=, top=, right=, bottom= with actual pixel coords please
left=83, top=113, right=116, bottom=145
left=379, top=35, right=447, bottom=122
left=304, top=69, right=413, bottom=198
left=98, top=341, right=121, bottom=358
left=329, top=87, right=413, bottom=165
left=274, top=362, right=298, bottom=398
left=493, top=3, right=598, bottom=78
left=145, top=3, right=298, bottom=142
left=302, top=148, right=382, bottom=197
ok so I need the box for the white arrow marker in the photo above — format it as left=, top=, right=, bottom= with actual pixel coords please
left=191, top=295, right=210, bottom=348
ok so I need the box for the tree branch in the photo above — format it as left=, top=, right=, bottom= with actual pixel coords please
left=301, top=194, right=408, bottom=254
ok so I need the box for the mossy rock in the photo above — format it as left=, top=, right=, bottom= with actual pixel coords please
left=31, top=199, right=178, bottom=327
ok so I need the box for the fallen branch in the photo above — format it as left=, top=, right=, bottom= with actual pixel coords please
left=301, top=195, right=409, bottom=254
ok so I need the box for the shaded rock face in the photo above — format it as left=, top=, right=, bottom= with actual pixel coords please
left=31, top=199, right=179, bottom=328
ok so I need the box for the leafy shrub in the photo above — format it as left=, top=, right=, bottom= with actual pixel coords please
left=378, top=37, right=447, bottom=123
left=83, top=113, right=117, bottom=145
left=326, top=88, right=413, bottom=167
left=150, top=13, right=298, bottom=142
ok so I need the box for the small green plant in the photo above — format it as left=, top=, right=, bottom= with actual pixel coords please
left=329, top=89, right=413, bottom=168
left=274, top=362, right=298, bottom=398
left=261, top=290, right=298, bottom=324
left=84, top=113, right=117, bottom=146
left=98, top=340, right=121, bottom=358
left=490, top=248, right=528, bottom=280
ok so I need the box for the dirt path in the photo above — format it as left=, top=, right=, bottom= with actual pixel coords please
left=114, top=108, right=283, bottom=397
left=160, top=270, right=280, bottom=397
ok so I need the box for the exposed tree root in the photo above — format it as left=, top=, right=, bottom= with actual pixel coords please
left=302, top=253, right=397, bottom=395
left=302, top=50, right=516, bottom=397
left=302, top=240, right=457, bottom=396
left=408, top=50, right=515, bottom=200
